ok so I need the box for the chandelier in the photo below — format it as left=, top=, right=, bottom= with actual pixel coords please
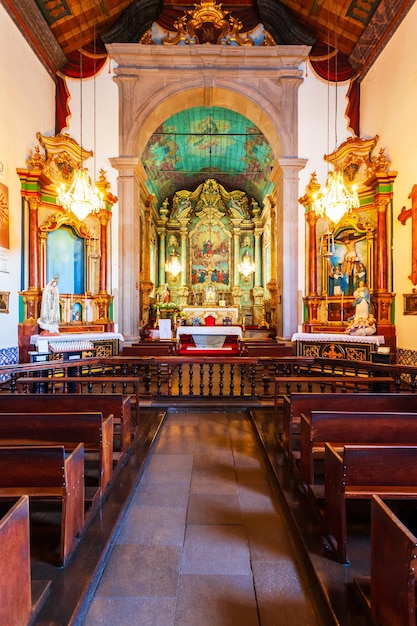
left=311, top=1, right=360, bottom=226
left=165, top=251, right=183, bottom=277
left=313, top=170, right=359, bottom=225
left=58, top=168, right=104, bottom=221
left=238, top=250, right=256, bottom=277
left=57, top=18, right=103, bottom=222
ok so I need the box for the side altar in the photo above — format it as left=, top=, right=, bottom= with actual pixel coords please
left=30, top=332, right=124, bottom=359
left=292, top=332, right=385, bottom=361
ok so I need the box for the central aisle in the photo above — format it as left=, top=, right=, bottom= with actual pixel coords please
left=83, top=410, right=319, bottom=626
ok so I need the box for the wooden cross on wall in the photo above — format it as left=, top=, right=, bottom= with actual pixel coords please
left=398, top=184, right=417, bottom=285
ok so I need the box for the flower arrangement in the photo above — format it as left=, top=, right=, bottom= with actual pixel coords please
left=345, top=314, right=376, bottom=336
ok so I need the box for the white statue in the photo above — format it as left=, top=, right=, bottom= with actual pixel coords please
left=38, top=276, right=60, bottom=335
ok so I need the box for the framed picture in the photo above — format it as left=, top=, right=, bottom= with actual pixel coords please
left=403, top=293, right=417, bottom=315
left=0, top=291, right=9, bottom=313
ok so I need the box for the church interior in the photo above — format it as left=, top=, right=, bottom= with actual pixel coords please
left=2, top=0, right=417, bottom=624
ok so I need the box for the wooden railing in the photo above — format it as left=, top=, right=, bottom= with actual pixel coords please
left=1, top=354, right=412, bottom=402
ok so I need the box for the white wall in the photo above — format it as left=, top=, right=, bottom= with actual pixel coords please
left=361, top=1, right=417, bottom=350
left=0, top=5, right=55, bottom=352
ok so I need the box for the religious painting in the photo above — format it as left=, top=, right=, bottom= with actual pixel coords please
left=0, top=183, right=9, bottom=249
left=0, top=291, right=9, bottom=313
left=190, top=221, right=230, bottom=287
left=47, top=226, right=85, bottom=294
left=326, top=226, right=369, bottom=296
left=403, top=293, right=417, bottom=315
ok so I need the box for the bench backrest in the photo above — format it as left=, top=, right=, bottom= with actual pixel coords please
left=370, top=495, right=417, bottom=626
left=0, top=392, right=129, bottom=416
left=0, top=412, right=108, bottom=446
left=0, top=393, right=131, bottom=458
left=0, top=496, right=31, bottom=626
left=283, top=393, right=417, bottom=455
left=339, top=444, right=417, bottom=486
left=0, top=444, right=83, bottom=489
left=306, top=411, right=417, bottom=446
left=301, top=412, right=417, bottom=485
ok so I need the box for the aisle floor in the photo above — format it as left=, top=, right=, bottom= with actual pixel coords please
left=82, top=410, right=320, bottom=626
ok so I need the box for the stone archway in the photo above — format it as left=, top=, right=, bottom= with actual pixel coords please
left=108, top=43, right=309, bottom=340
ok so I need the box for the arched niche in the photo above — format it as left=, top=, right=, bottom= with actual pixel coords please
left=108, top=43, right=309, bottom=340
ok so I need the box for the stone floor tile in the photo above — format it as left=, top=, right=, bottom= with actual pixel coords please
left=190, top=466, right=238, bottom=495
left=175, top=574, right=259, bottom=626
left=83, top=596, right=177, bottom=626
left=181, top=524, right=251, bottom=575
left=94, top=544, right=181, bottom=597
left=132, top=482, right=191, bottom=508
left=238, top=484, right=282, bottom=516
left=244, top=514, right=294, bottom=562
left=252, top=561, right=319, bottom=626
left=116, top=504, right=186, bottom=546
left=186, top=493, right=243, bottom=525
left=141, top=453, right=194, bottom=485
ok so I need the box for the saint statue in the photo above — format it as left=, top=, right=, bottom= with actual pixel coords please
left=38, top=276, right=60, bottom=335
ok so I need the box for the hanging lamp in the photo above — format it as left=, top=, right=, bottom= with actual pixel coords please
left=312, top=1, right=359, bottom=225
left=57, top=14, right=103, bottom=221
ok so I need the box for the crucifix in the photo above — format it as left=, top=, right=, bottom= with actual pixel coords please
left=398, top=184, right=417, bottom=285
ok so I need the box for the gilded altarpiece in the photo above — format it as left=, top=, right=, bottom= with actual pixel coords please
left=299, top=136, right=397, bottom=355
left=17, top=133, right=117, bottom=362
left=146, top=178, right=271, bottom=328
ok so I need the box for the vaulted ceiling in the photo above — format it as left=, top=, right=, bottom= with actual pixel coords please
left=2, top=0, right=414, bottom=203
left=4, top=0, right=413, bottom=79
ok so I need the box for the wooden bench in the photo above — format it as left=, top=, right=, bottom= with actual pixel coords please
left=239, top=339, right=294, bottom=357
left=282, top=392, right=417, bottom=460
left=324, top=443, right=417, bottom=564
left=300, top=410, right=417, bottom=488
left=0, top=412, right=113, bottom=501
left=0, top=444, right=85, bottom=566
left=354, top=495, right=417, bottom=626
left=0, top=496, right=47, bottom=626
left=122, top=340, right=178, bottom=356
left=0, top=394, right=131, bottom=463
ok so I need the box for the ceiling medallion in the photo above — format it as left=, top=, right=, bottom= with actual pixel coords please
left=162, top=0, right=254, bottom=46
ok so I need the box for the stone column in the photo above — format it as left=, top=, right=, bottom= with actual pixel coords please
left=98, top=211, right=110, bottom=294
left=109, top=156, right=142, bottom=341
left=180, top=228, right=187, bottom=287
left=274, top=157, right=308, bottom=339
left=28, top=197, right=40, bottom=289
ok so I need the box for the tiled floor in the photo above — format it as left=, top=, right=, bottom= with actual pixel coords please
left=82, top=410, right=320, bottom=625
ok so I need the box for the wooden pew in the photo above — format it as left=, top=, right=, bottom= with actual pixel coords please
left=0, top=412, right=113, bottom=501
left=0, top=394, right=131, bottom=463
left=324, top=443, right=417, bottom=564
left=122, top=340, right=177, bottom=356
left=282, top=392, right=417, bottom=460
left=300, top=411, right=417, bottom=488
left=239, top=339, right=294, bottom=357
left=354, top=495, right=417, bottom=626
left=0, top=497, right=32, bottom=626
left=0, top=444, right=85, bottom=566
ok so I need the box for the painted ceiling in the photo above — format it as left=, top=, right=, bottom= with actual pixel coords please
left=142, top=107, right=274, bottom=204
left=4, top=0, right=414, bottom=206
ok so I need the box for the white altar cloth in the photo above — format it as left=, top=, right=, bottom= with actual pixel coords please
left=30, top=332, right=124, bottom=348
left=177, top=325, right=242, bottom=349
left=291, top=332, right=385, bottom=346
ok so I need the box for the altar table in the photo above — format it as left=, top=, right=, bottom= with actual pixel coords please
left=30, top=332, right=124, bottom=357
left=177, top=325, right=243, bottom=349
left=291, top=332, right=385, bottom=361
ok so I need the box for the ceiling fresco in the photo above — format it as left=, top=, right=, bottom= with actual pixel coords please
left=142, top=106, right=275, bottom=204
